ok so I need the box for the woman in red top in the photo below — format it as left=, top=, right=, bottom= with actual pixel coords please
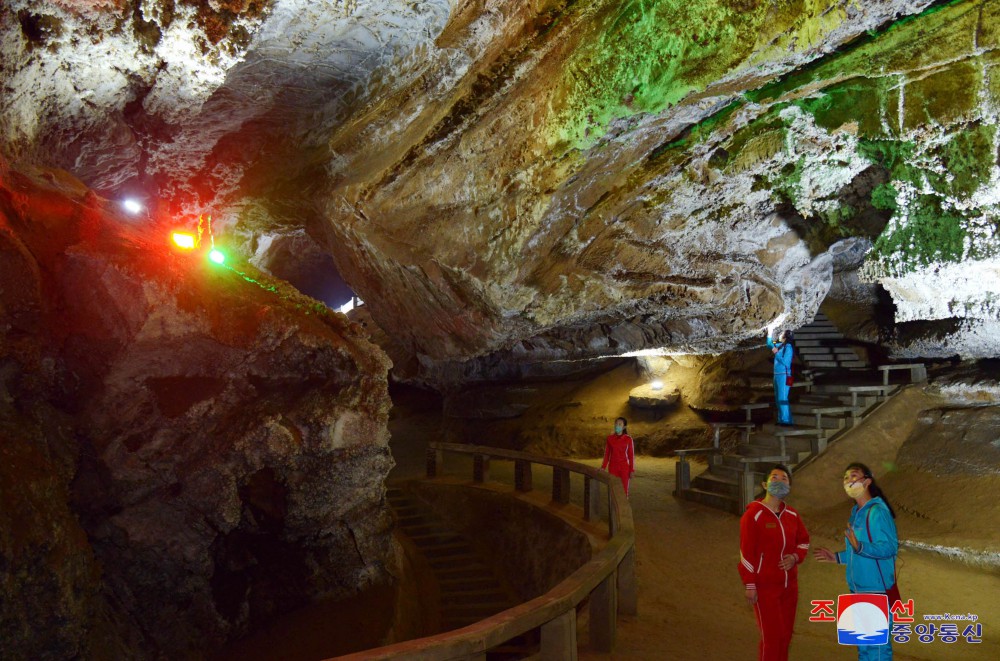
left=738, top=464, right=810, bottom=661
left=601, top=417, right=635, bottom=497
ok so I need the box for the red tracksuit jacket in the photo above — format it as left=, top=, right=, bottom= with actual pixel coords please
left=601, top=433, right=634, bottom=477
left=738, top=500, right=810, bottom=590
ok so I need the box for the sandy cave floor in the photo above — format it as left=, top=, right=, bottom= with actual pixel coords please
left=573, top=457, right=1000, bottom=661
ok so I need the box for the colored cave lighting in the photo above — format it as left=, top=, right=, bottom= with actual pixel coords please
left=208, top=249, right=226, bottom=265
left=171, top=232, right=197, bottom=249
left=122, top=199, right=143, bottom=214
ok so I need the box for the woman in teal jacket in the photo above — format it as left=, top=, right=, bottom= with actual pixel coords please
left=767, top=330, right=794, bottom=425
left=814, top=462, right=899, bottom=660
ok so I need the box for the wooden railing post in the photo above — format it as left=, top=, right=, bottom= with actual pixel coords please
left=739, top=466, right=756, bottom=512
left=473, top=454, right=489, bottom=483
left=584, top=476, right=600, bottom=521
left=675, top=456, right=691, bottom=492
left=590, top=572, right=617, bottom=651
left=617, top=547, right=638, bottom=616
left=552, top=466, right=570, bottom=504
left=608, top=488, right=619, bottom=537
left=515, top=459, right=533, bottom=492
left=541, top=609, right=577, bottom=661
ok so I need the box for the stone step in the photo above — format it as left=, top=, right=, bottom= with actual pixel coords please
left=707, top=462, right=743, bottom=479
left=438, top=576, right=504, bottom=591
left=760, top=422, right=823, bottom=434
left=742, top=435, right=814, bottom=452
left=789, top=398, right=851, bottom=412
left=442, top=590, right=512, bottom=605
left=719, top=454, right=784, bottom=471
left=795, top=330, right=844, bottom=338
left=840, top=360, right=868, bottom=368
left=794, top=319, right=839, bottom=333
left=421, top=543, right=476, bottom=559
left=797, top=346, right=835, bottom=355
left=802, top=360, right=840, bottom=367
left=691, top=472, right=739, bottom=497
left=408, top=531, right=467, bottom=546
left=812, top=381, right=883, bottom=394
left=403, top=524, right=455, bottom=539
left=786, top=412, right=852, bottom=430
left=434, top=565, right=493, bottom=580
left=736, top=446, right=812, bottom=466
left=428, top=555, right=483, bottom=570
left=396, top=513, right=433, bottom=526
left=675, top=487, right=741, bottom=514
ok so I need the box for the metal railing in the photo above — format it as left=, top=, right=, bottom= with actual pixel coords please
left=335, top=442, right=636, bottom=660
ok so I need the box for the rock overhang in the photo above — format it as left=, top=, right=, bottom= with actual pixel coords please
left=3, top=0, right=1000, bottom=382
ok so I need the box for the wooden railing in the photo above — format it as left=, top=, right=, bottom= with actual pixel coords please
left=334, top=442, right=636, bottom=661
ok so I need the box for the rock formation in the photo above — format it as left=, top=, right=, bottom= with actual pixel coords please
left=0, top=162, right=396, bottom=657
left=4, top=1, right=999, bottom=384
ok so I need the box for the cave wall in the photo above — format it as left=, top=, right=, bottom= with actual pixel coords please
left=318, top=0, right=1000, bottom=372
left=0, top=162, right=397, bottom=657
left=3, top=1, right=1000, bottom=380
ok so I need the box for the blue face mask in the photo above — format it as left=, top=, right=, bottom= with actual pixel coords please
left=767, top=481, right=790, bottom=499
left=614, top=425, right=624, bottom=435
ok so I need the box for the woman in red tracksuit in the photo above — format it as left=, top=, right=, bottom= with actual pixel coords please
left=601, top=417, right=635, bottom=497
left=739, top=464, right=810, bottom=661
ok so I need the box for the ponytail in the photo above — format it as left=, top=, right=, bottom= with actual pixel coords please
left=846, top=462, right=896, bottom=518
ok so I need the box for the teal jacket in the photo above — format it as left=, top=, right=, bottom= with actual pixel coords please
left=767, top=337, right=793, bottom=376
left=835, top=496, right=898, bottom=593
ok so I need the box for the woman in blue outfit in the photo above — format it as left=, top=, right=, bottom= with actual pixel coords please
left=814, top=462, right=899, bottom=661
left=767, top=330, right=794, bottom=425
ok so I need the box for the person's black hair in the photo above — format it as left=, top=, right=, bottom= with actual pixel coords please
left=846, top=462, right=896, bottom=518
left=615, top=417, right=628, bottom=435
left=770, top=463, right=792, bottom=484
left=784, top=330, right=794, bottom=344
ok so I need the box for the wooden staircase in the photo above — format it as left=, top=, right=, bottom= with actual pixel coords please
left=674, top=313, right=925, bottom=515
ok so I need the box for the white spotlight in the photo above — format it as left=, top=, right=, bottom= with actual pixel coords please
left=122, top=199, right=143, bottom=214
left=650, top=380, right=664, bottom=390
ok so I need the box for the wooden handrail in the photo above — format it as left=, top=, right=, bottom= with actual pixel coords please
left=332, top=443, right=636, bottom=660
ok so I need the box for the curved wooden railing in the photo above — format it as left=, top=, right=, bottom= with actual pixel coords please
left=335, top=442, right=636, bottom=660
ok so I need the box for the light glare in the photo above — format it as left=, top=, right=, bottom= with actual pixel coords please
left=171, top=232, right=196, bottom=249
left=209, top=249, right=225, bottom=264
left=650, top=380, right=664, bottom=390
left=122, top=199, right=143, bottom=214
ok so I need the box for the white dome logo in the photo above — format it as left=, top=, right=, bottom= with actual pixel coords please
left=837, top=594, right=890, bottom=645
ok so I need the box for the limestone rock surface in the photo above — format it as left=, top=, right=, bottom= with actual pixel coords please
left=4, top=1, right=1000, bottom=377
left=0, top=162, right=396, bottom=656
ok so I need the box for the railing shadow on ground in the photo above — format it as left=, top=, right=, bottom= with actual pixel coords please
left=333, top=442, right=637, bottom=661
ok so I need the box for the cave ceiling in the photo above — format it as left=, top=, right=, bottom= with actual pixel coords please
left=3, top=0, right=1000, bottom=381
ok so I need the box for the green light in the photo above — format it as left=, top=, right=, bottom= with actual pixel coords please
left=209, top=249, right=225, bottom=264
